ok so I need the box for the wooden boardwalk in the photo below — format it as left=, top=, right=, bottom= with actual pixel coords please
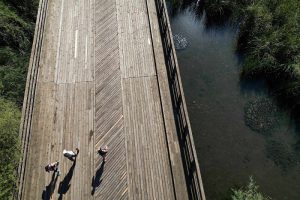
left=18, top=0, right=205, bottom=199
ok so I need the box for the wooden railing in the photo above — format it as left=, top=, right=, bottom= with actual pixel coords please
left=17, top=0, right=49, bottom=198
left=153, top=0, right=206, bottom=199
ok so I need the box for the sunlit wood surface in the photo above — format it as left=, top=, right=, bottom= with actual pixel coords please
left=18, top=0, right=190, bottom=199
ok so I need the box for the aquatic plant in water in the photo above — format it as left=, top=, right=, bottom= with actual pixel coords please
left=244, top=98, right=279, bottom=133
left=173, top=34, right=188, bottom=50
left=231, top=177, right=271, bottom=200
left=266, top=140, right=298, bottom=171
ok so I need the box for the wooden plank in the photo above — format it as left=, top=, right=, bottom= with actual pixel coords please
left=22, top=82, right=56, bottom=200
left=145, top=0, right=190, bottom=199
left=17, top=0, right=49, bottom=197
left=93, top=0, right=127, bottom=199
left=116, top=0, right=156, bottom=78
left=19, top=0, right=199, bottom=199
left=38, top=0, right=60, bottom=83
left=20, top=0, right=95, bottom=198
left=122, top=77, right=175, bottom=200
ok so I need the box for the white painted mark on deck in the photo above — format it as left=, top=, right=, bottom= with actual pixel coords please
left=85, top=36, right=88, bottom=69
left=74, top=30, right=78, bottom=58
left=148, top=37, right=151, bottom=45
left=55, top=0, right=65, bottom=82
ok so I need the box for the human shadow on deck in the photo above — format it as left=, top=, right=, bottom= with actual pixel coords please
left=91, top=162, right=105, bottom=195
left=57, top=159, right=76, bottom=200
left=42, top=172, right=59, bottom=200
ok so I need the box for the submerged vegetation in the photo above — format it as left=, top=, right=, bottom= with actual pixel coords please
left=266, top=139, right=299, bottom=171
left=173, top=33, right=188, bottom=50
left=0, top=0, right=38, bottom=198
left=244, top=97, right=279, bottom=133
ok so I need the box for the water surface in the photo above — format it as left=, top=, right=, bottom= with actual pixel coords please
left=168, top=5, right=300, bottom=200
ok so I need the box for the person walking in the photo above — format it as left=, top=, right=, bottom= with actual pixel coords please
left=63, top=148, right=79, bottom=161
left=98, top=145, right=108, bottom=162
left=45, top=161, right=60, bottom=176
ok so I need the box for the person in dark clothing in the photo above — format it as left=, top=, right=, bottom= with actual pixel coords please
left=45, top=161, right=60, bottom=176
left=98, top=145, right=108, bottom=162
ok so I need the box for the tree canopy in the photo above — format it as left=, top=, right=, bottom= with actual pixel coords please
left=0, top=0, right=37, bottom=198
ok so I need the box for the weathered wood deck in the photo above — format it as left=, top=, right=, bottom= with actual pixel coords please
left=18, top=0, right=205, bottom=199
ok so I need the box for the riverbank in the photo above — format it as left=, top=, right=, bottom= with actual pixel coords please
left=167, top=3, right=300, bottom=199
left=203, top=0, right=300, bottom=119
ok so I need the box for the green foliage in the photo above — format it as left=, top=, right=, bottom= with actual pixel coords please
left=204, top=0, right=233, bottom=21
left=203, top=0, right=300, bottom=116
left=0, top=1, right=34, bottom=52
left=171, top=0, right=183, bottom=9
left=239, top=0, right=300, bottom=114
left=0, top=0, right=36, bottom=106
left=2, top=0, right=39, bottom=22
left=0, top=47, right=28, bottom=106
left=231, top=177, right=270, bottom=200
left=203, top=0, right=254, bottom=23
left=0, top=98, right=21, bottom=199
left=0, top=0, right=37, bottom=198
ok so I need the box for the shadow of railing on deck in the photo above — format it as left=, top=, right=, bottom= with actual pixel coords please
left=154, top=0, right=206, bottom=199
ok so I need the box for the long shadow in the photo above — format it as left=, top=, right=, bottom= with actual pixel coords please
left=57, top=159, right=76, bottom=200
left=42, top=172, right=59, bottom=200
left=91, top=162, right=105, bottom=195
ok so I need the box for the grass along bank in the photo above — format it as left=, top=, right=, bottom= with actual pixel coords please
left=0, top=0, right=38, bottom=198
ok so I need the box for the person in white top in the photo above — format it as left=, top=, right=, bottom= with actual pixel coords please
left=63, top=148, right=79, bottom=161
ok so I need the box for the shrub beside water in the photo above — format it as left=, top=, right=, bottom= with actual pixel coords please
left=231, top=177, right=270, bottom=200
left=202, top=0, right=253, bottom=24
